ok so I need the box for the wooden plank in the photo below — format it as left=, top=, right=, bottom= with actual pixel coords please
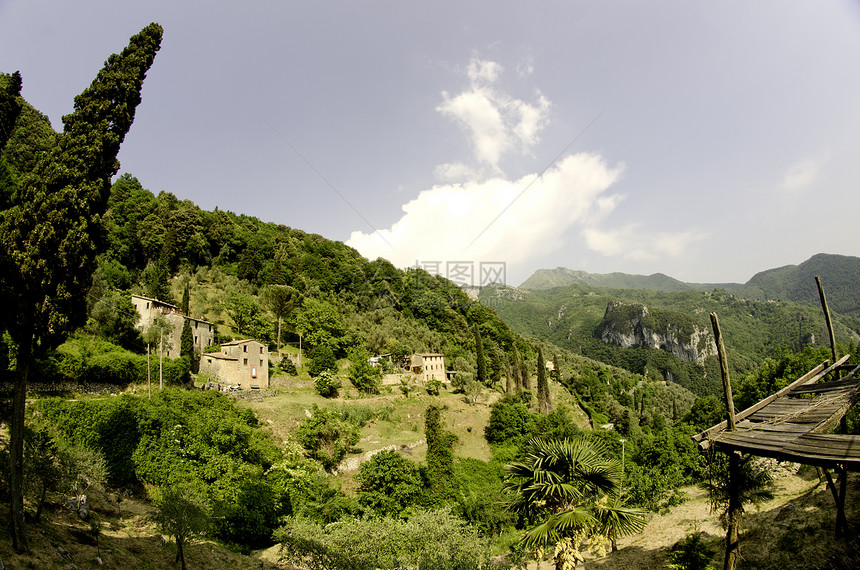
left=693, top=359, right=831, bottom=442
left=791, top=366, right=860, bottom=394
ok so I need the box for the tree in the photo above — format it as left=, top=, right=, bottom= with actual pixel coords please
left=180, top=317, right=195, bottom=372
left=296, top=405, right=360, bottom=472
left=261, top=284, right=298, bottom=353
left=294, top=296, right=345, bottom=350
left=0, top=24, right=162, bottom=552
left=504, top=437, right=646, bottom=568
left=512, top=344, right=524, bottom=392
left=348, top=349, right=381, bottom=394
left=355, top=450, right=422, bottom=517
left=150, top=482, right=211, bottom=570
left=314, top=371, right=341, bottom=398
left=424, top=405, right=458, bottom=504
left=225, top=291, right=271, bottom=341
left=537, top=346, right=551, bottom=414
left=474, top=325, right=487, bottom=386
left=180, top=280, right=190, bottom=314
left=307, top=344, right=337, bottom=377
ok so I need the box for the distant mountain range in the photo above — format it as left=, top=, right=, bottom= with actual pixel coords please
left=519, top=253, right=860, bottom=318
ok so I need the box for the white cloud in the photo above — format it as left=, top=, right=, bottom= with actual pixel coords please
left=781, top=154, right=829, bottom=191
left=583, top=226, right=707, bottom=261
left=436, top=58, right=550, bottom=175
left=348, top=153, right=624, bottom=268
left=434, top=162, right=479, bottom=182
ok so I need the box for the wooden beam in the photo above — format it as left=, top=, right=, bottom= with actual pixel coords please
left=711, top=313, right=736, bottom=431
left=816, top=276, right=839, bottom=366
left=693, top=359, right=834, bottom=443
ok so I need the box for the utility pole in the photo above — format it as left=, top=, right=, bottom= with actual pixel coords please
left=147, top=343, right=151, bottom=400
left=159, top=327, right=163, bottom=391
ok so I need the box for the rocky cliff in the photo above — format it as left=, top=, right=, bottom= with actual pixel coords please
left=595, top=301, right=715, bottom=364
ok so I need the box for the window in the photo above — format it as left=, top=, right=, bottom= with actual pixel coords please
left=195, top=322, right=198, bottom=329
left=259, top=359, right=264, bottom=367
left=243, top=358, right=248, bottom=365
left=194, top=336, right=198, bottom=344
left=260, top=346, right=263, bottom=354
left=243, top=345, right=247, bottom=353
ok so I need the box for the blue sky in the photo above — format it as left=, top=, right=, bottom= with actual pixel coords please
left=2, top=1, right=860, bottom=286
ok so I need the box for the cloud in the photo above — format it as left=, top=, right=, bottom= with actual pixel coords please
left=583, top=226, right=707, bottom=261
left=436, top=58, right=550, bottom=176
left=781, top=154, right=829, bottom=191
left=348, top=153, right=624, bottom=269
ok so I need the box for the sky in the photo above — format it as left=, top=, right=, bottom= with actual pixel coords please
left=2, top=1, right=860, bottom=287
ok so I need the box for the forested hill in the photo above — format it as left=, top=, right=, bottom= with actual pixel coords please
left=518, top=268, right=739, bottom=292
left=99, top=173, right=534, bottom=377
left=480, top=283, right=860, bottom=397
left=735, top=253, right=860, bottom=318
left=519, top=254, right=860, bottom=319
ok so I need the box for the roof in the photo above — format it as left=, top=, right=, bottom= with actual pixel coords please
left=694, top=355, right=860, bottom=469
left=131, top=293, right=179, bottom=311
left=203, top=353, right=237, bottom=361
left=221, top=339, right=264, bottom=346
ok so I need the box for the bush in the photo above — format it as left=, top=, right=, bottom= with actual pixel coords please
left=355, top=450, right=422, bottom=517
left=314, top=371, right=341, bottom=398
left=280, top=356, right=298, bottom=376
left=308, top=345, right=337, bottom=377
left=349, top=350, right=381, bottom=394
left=666, top=532, right=715, bottom=570
left=295, top=405, right=360, bottom=472
left=426, top=378, right=442, bottom=396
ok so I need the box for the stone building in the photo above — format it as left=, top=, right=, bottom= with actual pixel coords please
left=408, top=353, right=448, bottom=383
left=131, top=294, right=215, bottom=358
left=199, top=339, right=269, bottom=388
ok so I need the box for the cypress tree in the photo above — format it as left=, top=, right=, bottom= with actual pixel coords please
left=537, top=347, right=550, bottom=414
left=474, top=325, right=487, bottom=386
left=181, top=280, right=190, bottom=314
left=512, top=344, right=523, bottom=392
left=424, top=404, right=458, bottom=503
left=0, top=24, right=162, bottom=552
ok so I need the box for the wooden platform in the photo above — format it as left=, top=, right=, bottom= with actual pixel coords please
left=694, top=357, right=860, bottom=468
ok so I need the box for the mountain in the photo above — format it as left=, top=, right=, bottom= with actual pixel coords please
left=735, top=253, right=860, bottom=318
left=480, top=281, right=860, bottom=397
left=519, top=254, right=860, bottom=318
left=518, top=267, right=741, bottom=293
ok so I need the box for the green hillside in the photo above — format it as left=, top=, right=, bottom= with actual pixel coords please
left=736, top=253, right=860, bottom=318
left=481, top=283, right=860, bottom=397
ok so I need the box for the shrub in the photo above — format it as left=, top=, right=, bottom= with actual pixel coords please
left=355, top=450, right=422, bottom=517
left=308, top=345, right=337, bottom=377
left=280, top=356, right=298, bottom=376
left=314, top=371, right=341, bottom=398
left=426, top=378, right=442, bottom=396
left=348, top=350, right=381, bottom=394
left=295, top=405, right=360, bottom=472
left=666, top=532, right=715, bottom=570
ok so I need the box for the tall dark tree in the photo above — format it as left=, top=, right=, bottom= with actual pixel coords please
left=536, top=347, right=551, bottom=414
left=0, top=24, right=162, bottom=552
left=512, top=344, right=523, bottom=393
left=180, top=318, right=193, bottom=359
left=261, top=284, right=298, bottom=353
left=474, top=325, right=487, bottom=386
left=180, top=280, right=190, bottom=314
left=424, top=404, right=458, bottom=504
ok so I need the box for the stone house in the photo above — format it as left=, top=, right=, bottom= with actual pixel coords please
left=131, top=294, right=215, bottom=358
left=408, top=353, right=448, bottom=383
left=199, top=339, right=269, bottom=388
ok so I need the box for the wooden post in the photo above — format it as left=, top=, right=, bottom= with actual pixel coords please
left=711, top=312, right=740, bottom=570
left=816, top=276, right=839, bottom=366
left=710, top=313, right=736, bottom=431
left=815, top=276, right=846, bottom=433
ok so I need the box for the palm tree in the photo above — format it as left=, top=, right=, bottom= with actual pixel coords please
left=504, top=437, right=646, bottom=569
